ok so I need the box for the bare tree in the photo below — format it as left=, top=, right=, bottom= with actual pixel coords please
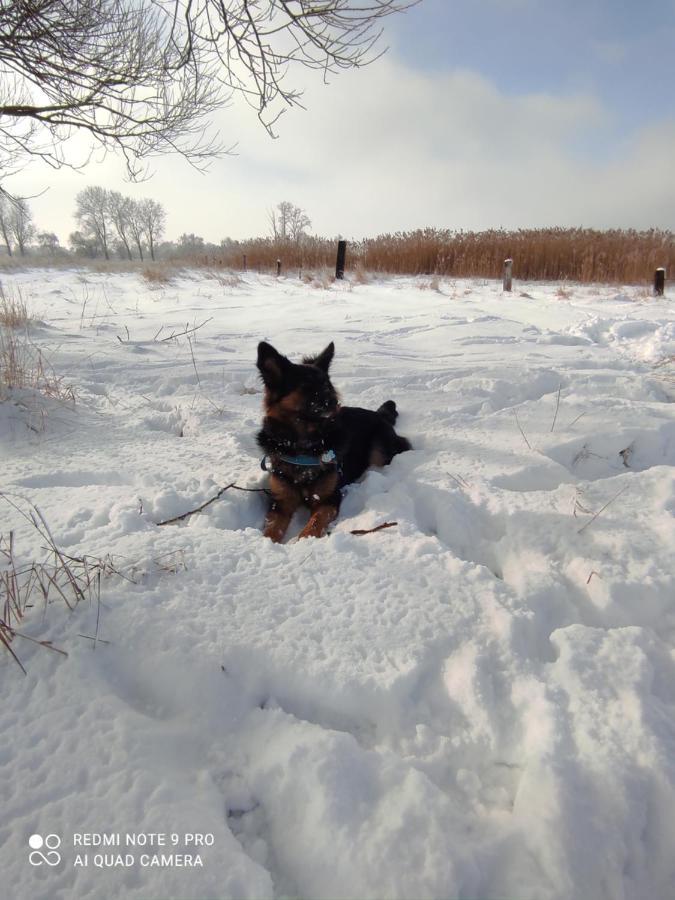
left=37, top=231, right=60, bottom=255
left=289, top=207, right=312, bottom=244
left=140, top=199, right=167, bottom=261
left=75, top=187, right=111, bottom=260
left=128, top=200, right=146, bottom=261
left=0, top=194, right=13, bottom=256
left=268, top=207, right=279, bottom=241
left=69, top=230, right=100, bottom=258
left=9, top=199, right=34, bottom=255
left=0, top=2, right=414, bottom=186
left=107, top=191, right=134, bottom=260
left=269, top=201, right=311, bottom=242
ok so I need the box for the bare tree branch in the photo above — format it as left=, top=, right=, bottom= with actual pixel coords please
left=0, top=1, right=416, bottom=189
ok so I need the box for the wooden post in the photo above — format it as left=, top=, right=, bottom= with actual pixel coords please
left=335, top=240, right=347, bottom=280
left=242, top=254, right=247, bottom=272
left=654, top=267, right=666, bottom=296
left=276, top=258, right=281, bottom=277
left=503, top=258, right=513, bottom=292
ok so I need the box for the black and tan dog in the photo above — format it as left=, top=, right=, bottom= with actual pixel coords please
left=256, top=341, right=411, bottom=541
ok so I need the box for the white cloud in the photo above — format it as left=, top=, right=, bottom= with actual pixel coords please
left=12, top=54, right=675, bottom=243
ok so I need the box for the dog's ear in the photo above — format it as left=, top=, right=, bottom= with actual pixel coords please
left=257, top=341, right=290, bottom=387
left=309, top=341, right=335, bottom=373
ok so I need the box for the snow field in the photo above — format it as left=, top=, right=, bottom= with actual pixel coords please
left=1, top=269, right=674, bottom=899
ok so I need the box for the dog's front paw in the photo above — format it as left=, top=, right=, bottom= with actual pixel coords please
left=298, top=505, right=338, bottom=539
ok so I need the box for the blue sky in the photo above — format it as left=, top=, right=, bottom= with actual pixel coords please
left=391, top=0, right=675, bottom=150
left=19, top=0, right=675, bottom=242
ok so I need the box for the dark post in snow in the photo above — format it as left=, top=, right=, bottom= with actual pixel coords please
left=276, top=258, right=281, bottom=277
left=654, top=267, right=665, bottom=296
left=503, top=258, right=513, bottom=292
left=242, top=254, right=247, bottom=272
left=335, top=240, right=347, bottom=280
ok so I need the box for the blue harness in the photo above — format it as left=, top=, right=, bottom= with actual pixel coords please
left=261, top=449, right=344, bottom=487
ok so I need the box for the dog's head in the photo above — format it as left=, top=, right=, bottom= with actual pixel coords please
left=257, top=341, right=340, bottom=430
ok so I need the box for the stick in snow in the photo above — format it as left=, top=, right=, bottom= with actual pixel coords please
left=577, top=486, right=629, bottom=534
left=550, top=384, right=561, bottom=432
left=350, top=521, right=398, bottom=536
left=513, top=409, right=533, bottom=450
left=156, top=483, right=270, bottom=526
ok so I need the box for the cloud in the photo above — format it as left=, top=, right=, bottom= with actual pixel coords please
left=14, top=54, right=675, bottom=243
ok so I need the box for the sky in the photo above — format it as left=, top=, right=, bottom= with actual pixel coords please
left=12, top=0, right=675, bottom=244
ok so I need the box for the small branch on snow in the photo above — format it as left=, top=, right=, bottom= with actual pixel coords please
left=117, top=317, right=213, bottom=345
left=513, top=409, right=533, bottom=450
left=577, top=486, right=629, bottom=534
left=156, top=483, right=270, bottom=526
left=566, top=411, right=586, bottom=429
left=9, top=629, right=69, bottom=656
left=77, top=633, right=111, bottom=645
left=350, top=521, right=398, bottom=536
left=550, top=384, right=561, bottom=433
left=447, top=472, right=470, bottom=490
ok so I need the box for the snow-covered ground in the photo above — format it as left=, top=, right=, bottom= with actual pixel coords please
left=1, top=267, right=674, bottom=900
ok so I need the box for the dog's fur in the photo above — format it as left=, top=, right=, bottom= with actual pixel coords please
left=256, top=341, right=411, bottom=541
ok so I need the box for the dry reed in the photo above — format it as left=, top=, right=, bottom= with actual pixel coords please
left=197, top=228, right=675, bottom=285
left=0, top=329, right=75, bottom=404
left=0, top=284, right=30, bottom=327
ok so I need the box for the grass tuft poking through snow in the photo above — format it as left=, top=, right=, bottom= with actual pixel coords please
left=0, top=284, right=30, bottom=327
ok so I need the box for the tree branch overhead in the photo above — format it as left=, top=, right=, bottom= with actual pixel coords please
left=0, top=1, right=415, bottom=184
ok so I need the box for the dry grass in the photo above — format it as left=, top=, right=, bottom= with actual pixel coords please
left=301, top=269, right=334, bottom=290
left=193, top=228, right=675, bottom=286
left=352, top=264, right=371, bottom=285
left=420, top=275, right=443, bottom=293
left=2, top=226, right=673, bottom=286
left=0, top=329, right=75, bottom=405
left=0, top=284, right=30, bottom=327
left=354, top=227, right=675, bottom=283
left=204, top=269, right=241, bottom=288
left=0, top=501, right=111, bottom=672
left=0, top=497, right=190, bottom=672
left=141, top=264, right=176, bottom=286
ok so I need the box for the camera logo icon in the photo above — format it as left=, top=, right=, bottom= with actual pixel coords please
left=28, top=834, right=62, bottom=866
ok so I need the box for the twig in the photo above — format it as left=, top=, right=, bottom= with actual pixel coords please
left=566, top=411, right=586, bottom=429
left=350, top=521, right=398, bottom=536
left=0, top=628, right=27, bottom=674
left=156, top=482, right=270, bottom=526
left=9, top=629, right=68, bottom=656
left=550, top=384, right=561, bottom=432
left=187, top=335, right=201, bottom=387
left=513, top=409, right=532, bottom=450
left=158, top=317, right=213, bottom=342
left=93, top=570, right=101, bottom=650
left=577, top=486, right=628, bottom=534
left=117, top=317, right=212, bottom=345
left=447, top=472, right=469, bottom=490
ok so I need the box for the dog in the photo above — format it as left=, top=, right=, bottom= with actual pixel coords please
left=256, top=340, right=411, bottom=541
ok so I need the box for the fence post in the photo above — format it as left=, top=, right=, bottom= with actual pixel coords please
left=242, top=254, right=247, bottom=272
left=654, top=267, right=666, bottom=296
left=335, top=240, right=347, bottom=280
left=503, top=258, right=513, bottom=292
left=276, top=258, right=281, bottom=277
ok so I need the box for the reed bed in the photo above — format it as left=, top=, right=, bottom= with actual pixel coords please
left=197, top=228, right=675, bottom=285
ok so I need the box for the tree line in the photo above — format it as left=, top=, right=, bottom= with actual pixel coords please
left=71, top=187, right=166, bottom=260
left=0, top=195, right=41, bottom=257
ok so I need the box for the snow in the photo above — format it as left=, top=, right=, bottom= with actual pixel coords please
left=1, top=268, right=674, bottom=899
